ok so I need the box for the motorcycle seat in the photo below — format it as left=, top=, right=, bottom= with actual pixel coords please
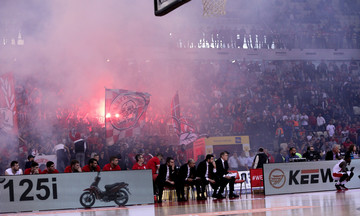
left=105, top=183, right=119, bottom=190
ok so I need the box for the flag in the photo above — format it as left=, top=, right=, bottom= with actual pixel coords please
left=105, top=89, right=150, bottom=146
left=170, top=92, right=198, bottom=145
left=171, top=91, right=181, bottom=136
left=0, top=73, right=18, bottom=137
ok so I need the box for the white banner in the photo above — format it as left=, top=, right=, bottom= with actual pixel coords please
left=0, top=170, right=153, bottom=213
left=263, top=159, right=360, bottom=195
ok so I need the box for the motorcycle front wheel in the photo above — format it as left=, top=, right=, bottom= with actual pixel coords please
left=80, top=192, right=96, bottom=208
left=115, top=190, right=128, bottom=206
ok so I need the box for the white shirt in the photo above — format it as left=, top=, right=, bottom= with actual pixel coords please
left=238, top=156, right=248, bottom=167
left=228, top=156, right=239, bottom=169
left=317, top=116, right=326, bottom=126
left=5, top=168, right=23, bottom=175
left=326, top=124, right=335, bottom=137
left=166, top=166, right=170, bottom=181
left=300, top=114, right=309, bottom=126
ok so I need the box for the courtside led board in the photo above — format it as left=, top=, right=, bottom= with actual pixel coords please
left=154, top=0, right=191, bottom=16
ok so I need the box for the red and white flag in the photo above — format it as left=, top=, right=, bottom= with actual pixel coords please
left=0, top=73, right=18, bottom=137
left=170, top=92, right=198, bottom=145
left=105, top=89, right=150, bottom=146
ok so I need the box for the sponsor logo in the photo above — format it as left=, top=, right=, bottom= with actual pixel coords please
left=269, top=169, right=286, bottom=189
left=289, top=168, right=334, bottom=185
left=235, top=137, right=242, bottom=143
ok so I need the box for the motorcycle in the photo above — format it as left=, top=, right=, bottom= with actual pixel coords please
left=79, top=172, right=131, bottom=207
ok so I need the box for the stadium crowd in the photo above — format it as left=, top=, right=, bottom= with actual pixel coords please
left=0, top=59, right=359, bottom=176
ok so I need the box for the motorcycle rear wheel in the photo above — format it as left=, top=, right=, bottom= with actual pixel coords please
left=80, top=192, right=96, bottom=208
left=115, top=190, right=128, bottom=206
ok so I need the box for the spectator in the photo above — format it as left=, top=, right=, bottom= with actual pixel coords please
left=325, top=144, right=341, bottom=160
left=302, top=146, right=321, bottom=161
left=286, top=147, right=300, bottom=162
left=24, top=162, right=41, bottom=175
left=82, top=158, right=101, bottom=172
left=132, top=154, right=147, bottom=170
left=102, top=156, right=121, bottom=171
left=155, top=157, right=177, bottom=203
left=253, top=148, right=269, bottom=168
left=64, top=159, right=82, bottom=173
left=5, top=161, right=23, bottom=175
left=24, top=155, right=34, bottom=170
left=41, top=161, right=60, bottom=174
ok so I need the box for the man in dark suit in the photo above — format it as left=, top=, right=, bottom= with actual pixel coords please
left=325, top=144, right=341, bottom=160
left=196, top=154, right=218, bottom=200
left=155, top=157, right=178, bottom=203
left=215, top=151, right=239, bottom=199
left=177, top=159, right=200, bottom=201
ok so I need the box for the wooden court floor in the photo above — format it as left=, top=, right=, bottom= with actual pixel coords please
left=2, top=189, right=360, bottom=216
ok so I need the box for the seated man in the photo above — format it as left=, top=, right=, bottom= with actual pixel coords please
left=285, top=147, right=300, bottom=162
left=155, top=157, right=177, bottom=203
left=24, top=162, right=41, bottom=175
left=177, top=159, right=200, bottom=201
left=102, top=156, right=121, bottom=171
left=64, top=159, right=82, bottom=173
left=215, top=151, right=239, bottom=199
left=82, top=158, right=101, bottom=172
left=5, top=161, right=23, bottom=175
left=132, top=154, right=147, bottom=170
left=196, top=154, right=218, bottom=200
left=41, top=161, right=60, bottom=174
left=303, top=146, right=321, bottom=161
left=326, top=144, right=341, bottom=160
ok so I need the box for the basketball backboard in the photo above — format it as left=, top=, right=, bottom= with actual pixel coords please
left=154, top=0, right=191, bottom=16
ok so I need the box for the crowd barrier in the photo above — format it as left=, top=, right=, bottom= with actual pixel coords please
left=0, top=170, right=153, bottom=213
left=263, top=159, right=360, bottom=195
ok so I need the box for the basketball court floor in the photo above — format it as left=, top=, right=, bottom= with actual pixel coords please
left=3, top=189, right=359, bottom=216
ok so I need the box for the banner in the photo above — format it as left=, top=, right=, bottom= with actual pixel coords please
left=170, top=92, right=198, bottom=145
left=0, top=170, right=154, bottom=213
left=263, top=160, right=360, bottom=195
left=105, top=89, right=150, bottom=145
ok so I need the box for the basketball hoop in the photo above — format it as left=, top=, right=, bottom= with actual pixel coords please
left=202, top=0, right=227, bottom=16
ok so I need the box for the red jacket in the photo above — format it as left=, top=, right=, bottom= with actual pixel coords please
left=102, top=163, right=121, bottom=171
left=41, top=169, right=59, bottom=174
left=82, top=165, right=101, bottom=172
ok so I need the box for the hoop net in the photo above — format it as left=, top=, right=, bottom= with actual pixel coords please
left=202, top=0, right=227, bottom=17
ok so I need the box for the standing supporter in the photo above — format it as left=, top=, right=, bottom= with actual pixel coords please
left=102, top=156, right=121, bottom=171
left=24, top=162, right=41, bottom=175
left=228, top=152, right=239, bottom=170
left=143, top=148, right=153, bottom=164
left=64, top=159, right=82, bottom=173
left=54, top=138, right=70, bottom=173
left=252, top=148, right=269, bottom=169
left=132, top=154, right=147, bottom=170
left=5, top=161, right=23, bottom=175
left=146, top=153, right=163, bottom=180
left=41, top=161, right=59, bottom=174
left=24, top=155, right=35, bottom=170
left=308, top=112, right=317, bottom=131
left=317, top=113, right=326, bottom=131
left=326, top=120, right=336, bottom=138
left=300, top=112, right=309, bottom=130
left=82, top=158, right=101, bottom=172
left=342, top=138, right=353, bottom=151
left=69, top=130, right=87, bottom=167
